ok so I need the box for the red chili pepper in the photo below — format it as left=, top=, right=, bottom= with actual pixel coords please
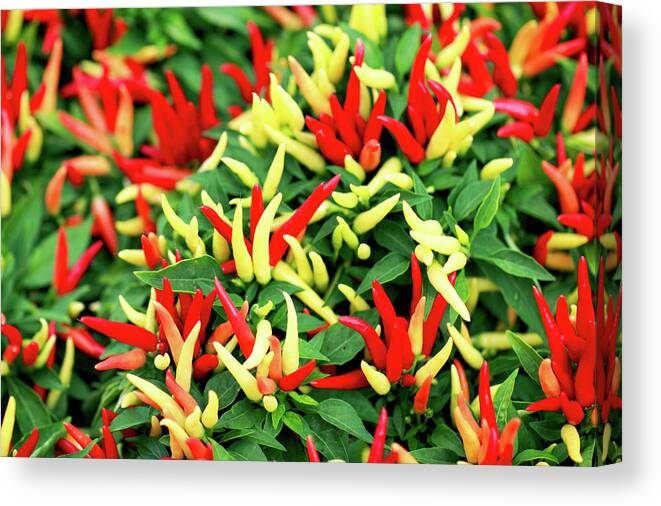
left=574, top=257, right=597, bottom=407
left=408, top=34, right=432, bottom=109
left=330, top=94, right=361, bottom=156
left=306, top=435, right=321, bottom=462
left=427, top=80, right=457, bottom=120
left=558, top=213, right=594, bottom=239
left=526, top=397, right=562, bottom=413
left=63, top=422, right=105, bottom=459
left=344, top=39, right=365, bottom=117
left=193, top=353, right=219, bottom=381
left=214, top=277, right=256, bottom=357
left=385, top=332, right=403, bottom=384
left=198, top=63, right=218, bottom=130
left=186, top=437, right=212, bottom=460
left=533, top=230, right=553, bottom=265
left=422, top=272, right=456, bottom=356
left=559, top=392, right=585, bottom=425
left=65, top=240, right=103, bottom=292
left=363, top=90, right=387, bottom=144
left=53, top=227, right=69, bottom=295
left=91, top=196, right=118, bottom=254
left=554, top=295, right=584, bottom=362
left=141, top=233, right=163, bottom=269
left=14, top=428, right=40, bottom=458
left=269, top=174, right=340, bottom=265
left=314, top=129, right=352, bottom=166
left=56, top=438, right=81, bottom=456
left=541, top=160, right=580, bottom=215
left=95, top=349, right=146, bottom=371
left=200, top=205, right=253, bottom=253
left=249, top=185, right=264, bottom=242
left=81, top=316, right=158, bottom=352
left=367, top=407, right=388, bottom=463
left=371, top=279, right=398, bottom=346
left=406, top=104, right=427, bottom=146
left=309, top=369, right=368, bottom=389
left=359, top=139, right=382, bottom=172
left=165, top=369, right=198, bottom=415
left=413, top=375, right=433, bottom=415
left=338, top=316, right=387, bottom=370
left=410, top=252, right=422, bottom=316
left=479, top=362, right=498, bottom=434
left=533, top=84, right=561, bottom=136
left=102, top=426, right=119, bottom=459
left=494, top=98, right=538, bottom=123
left=532, top=287, right=575, bottom=397
left=101, top=408, right=118, bottom=427
left=378, top=116, right=425, bottom=164
left=394, top=316, right=414, bottom=370
left=479, top=424, right=499, bottom=465
left=279, top=359, right=316, bottom=391
left=21, top=341, right=40, bottom=366
left=220, top=64, right=253, bottom=103
left=497, top=122, right=534, bottom=142
left=453, top=359, right=470, bottom=399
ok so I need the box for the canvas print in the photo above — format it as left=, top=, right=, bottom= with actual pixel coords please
left=0, top=3, right=621, bottom=465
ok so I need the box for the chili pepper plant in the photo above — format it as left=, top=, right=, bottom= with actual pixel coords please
left=0, top=2, right=621, bottom=466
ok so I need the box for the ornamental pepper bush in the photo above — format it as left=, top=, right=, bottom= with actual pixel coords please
left=0, top=3, right=621, bottom=466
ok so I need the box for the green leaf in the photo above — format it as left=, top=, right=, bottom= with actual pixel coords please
left=492, top=369, right=518, bottom=430
left=507, top=331, right=544, bottom=382
left=313, top=320, right=366, bottom=365
left=209, top=439, right=234, bottom=461
left=395, top=24, right=421, bottom=76
left=409, top=447, right=458, bottom=464
left=513, top=448, right=560, bottom=465
left=31, top=368, right=65, bottom=390
left=5, top=377, right=52, bottom=433
left=30, top=422, right=67, bottom=458
left=317, top=399, right=373, bottom=443
left=373, top=220, right=415, bottom=256
left=478, top=261, right=543, bottom=334
left=204, top=371, right=242, bottom=410
left=429, top=424, right=465, bottom=456
left=474, top=175, right=501, bottom=234
left=453, top=180, right=491, bottom=221
left=135, top=255, right=222, bottom=294
left=228, top=440, right=267, bottom=461
left=217, top=399, right=265, bottom=430
left=110, top=406, right=156, bottom=431
left=488, top=249, right=555, bottom=281
left=356, top=252, right=410, bottom=293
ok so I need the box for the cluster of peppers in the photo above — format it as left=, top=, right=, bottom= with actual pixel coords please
left=0, top=3, right=621, bottom=464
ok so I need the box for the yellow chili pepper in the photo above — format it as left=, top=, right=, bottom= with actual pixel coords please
left=252, top=193, right=283, bottom=284
left=263, top=144, right=286, bottom=201
left=149, top=415, right=162, bottom=438
left=269, top=75, right=305, bottom=133
left=284, top=234, right=314, bottom=285
left=1, top=396, right=16, bottom=457
left=454, top=405, right=480, bottom=464
left=184, top=407, right=205, bottom=439
left=408, top=297, right=426, bottom=356
left=437, top=23, right=471, bottom=68
left=280, top=292, right=300, bottom=376
left=264, top=124, right=326, bottom=174
left=481, top=158, right=514, bottom=180
left=231, top=203, right=255, bottom=283
left=199, top=132, right=228, bottom=172
left=160, top=419, right=193, bottom=459
left=154, top=301, right=184, bottom=363
left=202, top=390, right=219, bottom=429
left=426, top=101, right=455, bottom=160
left=428, top=261, right=471, bottom=321
left=410, top=231, right=462, bottom=255
left=357, top=243, right=371, bottom=260
left=360, top=360, right=391, bottom=395
left=263, top=395, right=278, bottom=413
left=46, top=337, right=76, bottom=409
left=414, top=244, right=434, bottom=266
left=272, top=261, right=338, bottom=324
left=3, top=10, right=23, bottom=43
left=365, top=157, right=402, bottom=196
left=343, top=155, right=367, bottom=182
left=547, top=232, right=590, bottom=250
left=154, top=354, right=170, bottom=371
left=415, top=336, right=453, bottom=386
left=115, top=216, right=145, bottom=236
left=327, top=32, right=350, bottom=84
left=561, top=423, right=584, bottom=464
left=447, top=323, right=484, bottom=370
left=332, top=191, right=359, bottom=209
left=176, top=322, right=200, bottom=392
left=33, top=335, right=56, bottom=369
left=338, top=284, right=370, bottom=313
left=213, top=342, right=263, bottom=402
left=353, top=193, right=400, bottom=234
left=243, top=320, right=273, bottom=370
left=126, top=374, right=186, bottom=426
left=288, top=55, right=330, bottom=115
left=308, top=251, right=330, bottom=292
left=353, top=66, right=396, bottom=90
